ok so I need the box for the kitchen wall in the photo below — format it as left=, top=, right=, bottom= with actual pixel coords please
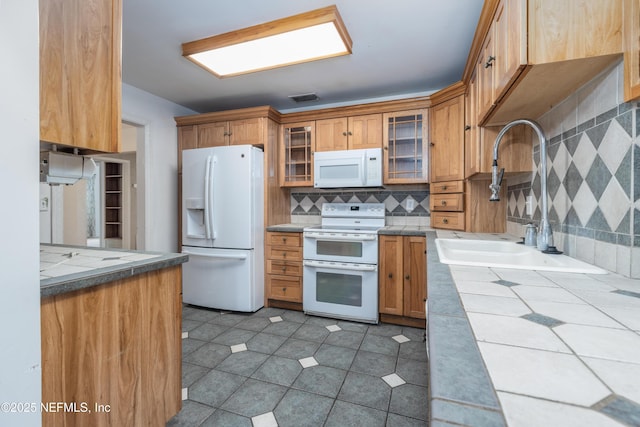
left=290, top=186, right=430, bottom=226
left=506, top=60, right=639, bottom=278
left=0, top=0, right=42, bottom=425
left=121, top=83, right=196, bottom=252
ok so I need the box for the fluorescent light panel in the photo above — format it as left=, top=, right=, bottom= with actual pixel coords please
left=182, top=6, right=352, bottom=78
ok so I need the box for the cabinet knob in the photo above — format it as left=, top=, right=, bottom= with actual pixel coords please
left=423, top=298, right=427, bottom=302
left=405, top=275, right=410, bottom=280
left=464, top=125, right=471, bottom=131
left=441, top=185, right=447, bottom=191
left=485, top=55, right=495, bottom=68
left=282, top=287, right=286, bottom=292
left=442, top=218, right=449, bottom=224
left=282, top=252, right=287, bottom=258
left=441, top=200, right=447, bottom=206
left=388, top=273, right=393, bottom=279
left=282, top=267, right=287, bottom=272
left=348, top=131, right=353, bottom=136
left=342, top=132, right=348, bottom=136
left=384, top=146, right=388, bottom=150
left=282, top=236, right=287, bottom=242
left=430, top=142, right=435, bottom=146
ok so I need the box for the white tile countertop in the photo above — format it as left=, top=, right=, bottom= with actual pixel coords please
left=429, top=231, right=640, bottom=427
left=40, top=244, right=188, bottom=297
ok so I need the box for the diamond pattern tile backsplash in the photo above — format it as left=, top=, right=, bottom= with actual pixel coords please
left=507, top=102, right=639, bottom=252
left=290, top=189, right=430, bottom=216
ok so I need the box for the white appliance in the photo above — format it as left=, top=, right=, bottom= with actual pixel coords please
left=314, top=148, right=382, bottom=188
left=303, top=203, right=385, bottom=323
left=182, top=145, right=264, bottom=312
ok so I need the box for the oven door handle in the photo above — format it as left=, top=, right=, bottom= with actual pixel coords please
left=303, top=260, right=377, bottom=272
left=304, top=233, right=377, bottom=242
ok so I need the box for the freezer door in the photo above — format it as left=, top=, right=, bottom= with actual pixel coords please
left=182, top=247, right=263, bottom=312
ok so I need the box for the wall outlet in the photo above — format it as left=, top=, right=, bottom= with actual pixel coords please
left=40, top=196, right=49, bottom=211
left=405, top=198, right=415, bottom=212
left=525, top=196, right=533, bottom=216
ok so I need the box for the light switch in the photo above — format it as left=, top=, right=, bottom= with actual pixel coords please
left=525, top=196, right=533, bottom=216
left=405, top=198, right=415, bottom=212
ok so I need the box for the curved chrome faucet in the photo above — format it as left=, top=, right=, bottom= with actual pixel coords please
left=489, top=119, right=553, bottom=252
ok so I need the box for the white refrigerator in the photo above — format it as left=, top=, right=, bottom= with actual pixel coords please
left=181, top=145, right=264, bottom=312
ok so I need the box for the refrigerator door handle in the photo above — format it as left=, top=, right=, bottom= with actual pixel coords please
left=182, top=249, right=248, bottom=261
left=204, top=155, right=212, bottom=240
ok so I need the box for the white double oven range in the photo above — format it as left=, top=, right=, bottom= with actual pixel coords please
left=302, top=203, right=385, bottom=324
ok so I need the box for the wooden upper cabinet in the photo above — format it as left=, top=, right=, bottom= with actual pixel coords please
left=281, top=122, right=315, bottom=187
left=348, top=114, right=383, bottom=150
left=197, top=122, right=228, bottom=148
left=40, top=0, right=122, bottom=153
left=315, top=114, right=382, bottom=152
left=383, top=110, right=428, bottom=184
left=529, top=0, right=622, bottom=64
left=474, top=0, right=622, bottom=125
left=196, top=118, right=264, bottom=148
left=316, top=118, right=348, bottom=151
left=430, top=96, right=465, bottom=183
left=624, top=0, right=640, bottom=101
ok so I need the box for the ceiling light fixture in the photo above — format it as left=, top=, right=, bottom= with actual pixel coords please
left=182, top=5, right=352, bottom=78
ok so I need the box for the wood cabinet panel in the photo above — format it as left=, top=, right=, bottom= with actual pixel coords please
left=228, top=118, right=263, bottom=145
left=430, top=96, right=465, bottom=182
left=624, top=0, right=640, bottom=101
left=348, top=114, right=383, bottom=149
left=403, top=236, right=427, bottom=319
left=41, top=266, right=182, bottom=426
left=379, top=235, right=404, bottom=316
left=197, top=122, right=228, bottom=148
left=316, top=118, right=348, bottom=151
left=379, top=235, right=426, bottom=320
left=529, top=0, right=622, bottom=64
left=40, top=0, right=122, bottom=152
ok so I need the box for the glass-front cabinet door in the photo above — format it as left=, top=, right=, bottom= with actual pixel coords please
left=280, top=121, right=315, bottom=187
left=382, top=110, right=428, bottom=184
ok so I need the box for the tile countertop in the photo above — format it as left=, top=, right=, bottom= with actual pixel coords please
left=40, top=244, right=188, bottom=298
left=428, top=230, right=640, bottom=427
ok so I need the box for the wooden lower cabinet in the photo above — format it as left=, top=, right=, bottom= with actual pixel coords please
left=379, top=235, right=427, bottom=327
left=41, top=266, right=182, bottom=427
left=266, top=231, right=303, bottom=308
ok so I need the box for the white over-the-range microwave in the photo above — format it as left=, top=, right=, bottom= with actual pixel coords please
left=313, top=148, right=382, bottom=188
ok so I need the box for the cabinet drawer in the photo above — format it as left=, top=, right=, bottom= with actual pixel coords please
left=266, top=246, right=302, bottom=261
left=267, top=260, right=302, bottom=277
left=430, top=180, right=464, bottom=194
left=267, top=232, right=301, bottom=247
left=431, top=212, right=465, bottom=231
left=430, top=193, right=464, bottom=212
left=268, top=275, right=302, bottom=302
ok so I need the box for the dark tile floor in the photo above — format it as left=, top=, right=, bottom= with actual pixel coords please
left=168, top=305, right=429, bottom=427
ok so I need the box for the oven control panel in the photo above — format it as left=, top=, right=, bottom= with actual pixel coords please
left=321, top=203, right=385, bottom=218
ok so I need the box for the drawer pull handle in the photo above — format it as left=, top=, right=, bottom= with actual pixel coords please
left=441, top=200, right=447, bottom=206
left=442, top=218, right=449, bottom=224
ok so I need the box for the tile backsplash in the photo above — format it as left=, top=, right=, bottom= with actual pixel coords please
left=506, top=61, right=640, bottom=278
left=290, top=187, right=430, bottom=226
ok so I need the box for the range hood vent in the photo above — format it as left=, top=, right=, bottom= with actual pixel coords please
left=40, top=151, right=97, bottom=185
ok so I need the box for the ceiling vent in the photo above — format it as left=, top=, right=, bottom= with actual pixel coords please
left=289, top=93, right=320, bottom=103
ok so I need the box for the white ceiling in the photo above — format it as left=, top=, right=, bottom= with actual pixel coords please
left=122, top=0, right=484, bottom=114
